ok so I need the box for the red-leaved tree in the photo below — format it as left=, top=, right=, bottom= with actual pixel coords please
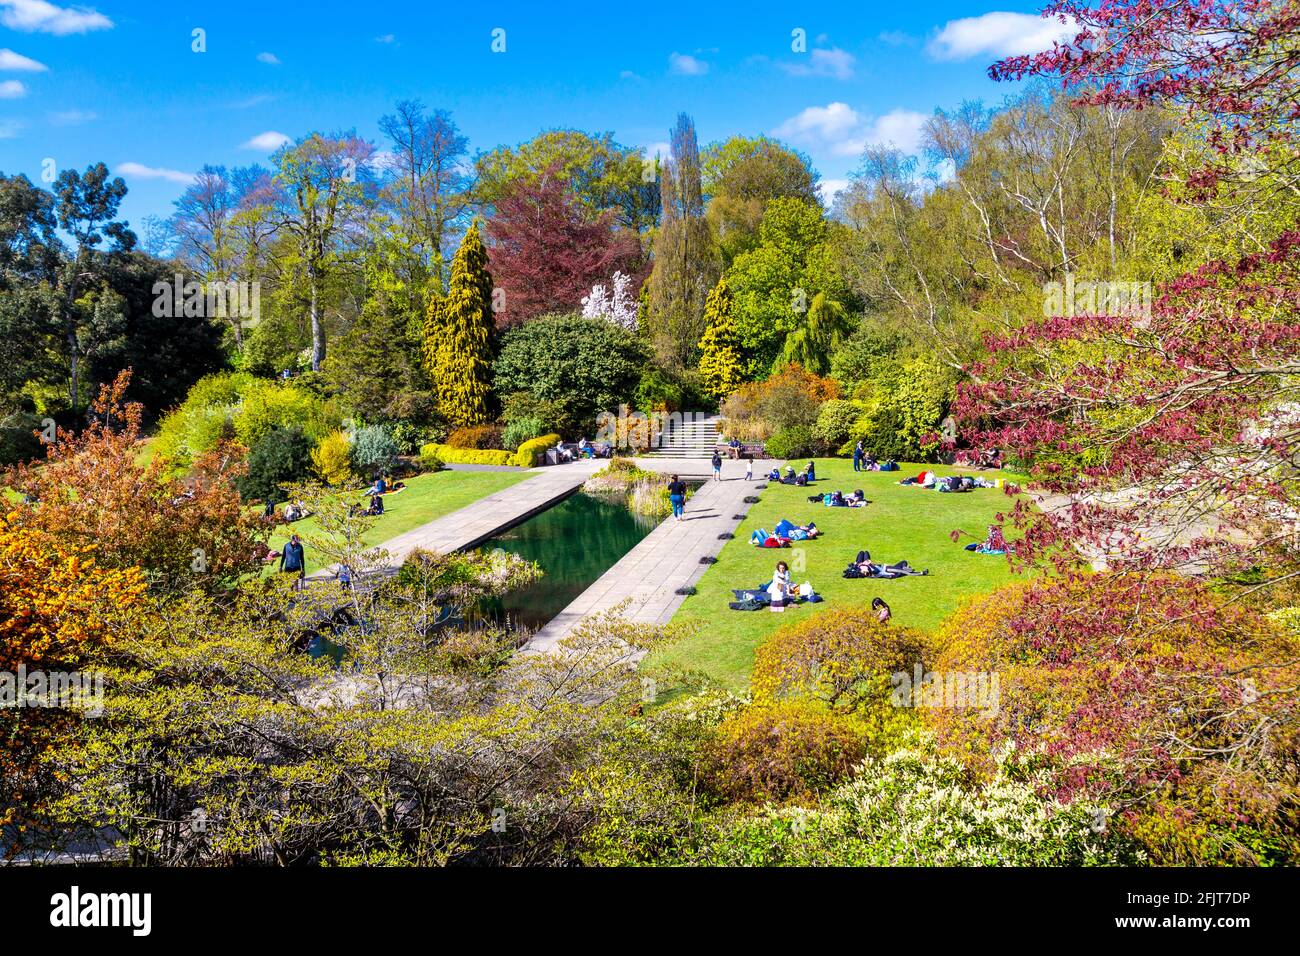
left=955, top=1, right=1300, bottom=588
left=485, top=168, right=640, bottom=326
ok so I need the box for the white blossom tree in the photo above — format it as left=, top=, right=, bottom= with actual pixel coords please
left=580, top=270, right=637, bottom=330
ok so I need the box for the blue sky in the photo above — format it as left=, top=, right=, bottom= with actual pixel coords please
left=0, top=0, right=1073, bottom=229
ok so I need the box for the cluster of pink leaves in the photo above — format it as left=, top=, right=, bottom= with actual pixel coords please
left=939, top=573, right=1296, bottom=809
left=990, top=0, right=1300, bottom=194
left=956, top=229, right=1300, bottom=576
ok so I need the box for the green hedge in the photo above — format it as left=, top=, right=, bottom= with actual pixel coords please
left=420, top=442, right=514, bottom=467
left=513, top=433, right=562, bottom=467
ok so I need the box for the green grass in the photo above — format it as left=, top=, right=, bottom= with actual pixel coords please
left=266, top=468, right=531, bottom=576
left=646, top=458, right=1030, bottom=691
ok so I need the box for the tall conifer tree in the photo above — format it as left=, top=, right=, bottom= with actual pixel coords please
left=697, top=277, right=744, bottom=401
left=424, top=221, right=494, bottom=425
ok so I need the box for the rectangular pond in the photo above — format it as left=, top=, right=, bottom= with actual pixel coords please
left=474, top=489, right=663, bottom=631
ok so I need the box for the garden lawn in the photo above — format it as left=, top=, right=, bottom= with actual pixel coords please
left=266, top=468, right=531, bottom=577
left=647, top=458, right=1031, bottom=692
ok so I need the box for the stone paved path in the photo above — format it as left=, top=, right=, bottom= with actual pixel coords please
left=363, top=459, right=608, bottom=562
left=526, top=459, right=781, bottom=652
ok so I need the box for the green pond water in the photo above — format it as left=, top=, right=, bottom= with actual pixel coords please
left=476, top=490, right=662, bottom=631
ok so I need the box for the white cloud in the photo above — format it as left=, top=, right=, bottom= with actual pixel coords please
left=773, top=102, right=862, bottom=149
left=241, top=130, right=291, bottom=151
left=374, top=34, right=395, bottom=44
left=49, top=108, right=95, bottom=125
left=782, top=47, right=856, bottom=80
left=117, top=162, right=194, bottom=185
left=668, top=52, right=708, bottom=76
left=619, top=69, right=641, bottom=80
left=256, top=51, right=280, bottom=65
left=818, top=178, right=849, bottom=207
left=773, top=102, right=929, bottom=157
left=0, top=0, right=113, bottom=35
left=229, top=93, right=274, bottom=109
left=863, top=108, right=929, bottom=155
left=0, top=79, right=26, bottom=98
left=878, top=30, right=915, bottom=47
left=928, top=11, right=1076, bottom=61
left=0, top=47, right=48, bottom=71
left=643, top=141, right=672, bottom=162
left=0, top=119, right=22, bottom=138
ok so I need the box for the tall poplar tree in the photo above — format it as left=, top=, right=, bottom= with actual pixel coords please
left=647, top=113, right=717, bottom=370
left=424, top=221, right=494, bottom=425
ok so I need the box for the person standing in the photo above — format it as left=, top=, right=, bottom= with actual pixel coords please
left=667, top=474, right=687, bottom=521
left=711, top=450, right=723, bottom=481
left=745, top=455, right=753, bottom=481
left=853, top=440, right=864, bottom=472
left=280, top=533, right=306, bottom=586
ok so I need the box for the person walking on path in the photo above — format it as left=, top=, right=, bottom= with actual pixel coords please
left=853, top=441, right=864, bottom=472
left=667, top=474, right=688, bottom=521
left=745, top=455, right=753, bottom=481
left=711, top=451, right=723, bottom=481
left=280, top=533, right=306, bottom=588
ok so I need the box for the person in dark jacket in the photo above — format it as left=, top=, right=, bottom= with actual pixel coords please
left=711, top=451, right=723, bottom=481
left=667, top=475, right=687, bottom=520
left=280, top=533, right=306, bottom=585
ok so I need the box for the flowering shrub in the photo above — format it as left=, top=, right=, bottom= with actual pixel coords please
left=445, top=424, right=504, bottom=450
left=719, top=363, right=839, bottom=441
left=311, top=430, right=354, bottom=486
left=928, top=573, right=1300, bottom=864
left=684, top=740, right=1141, bottom=866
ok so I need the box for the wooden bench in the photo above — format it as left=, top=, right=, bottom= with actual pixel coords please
left=717, top=442, right=770, bottom=460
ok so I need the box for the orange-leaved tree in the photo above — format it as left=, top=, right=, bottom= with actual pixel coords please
left=0, top=515, right=145, bottom=834
left=5, top=370, right=267, bottom=594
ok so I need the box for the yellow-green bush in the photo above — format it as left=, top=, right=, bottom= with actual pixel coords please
left=419, top=442, right=513, bottom=467
left=311, top=430, right=354, bottom=486
left=512, top=433, right=562, bottom=467
left=703, top=699, right=867, bottom=804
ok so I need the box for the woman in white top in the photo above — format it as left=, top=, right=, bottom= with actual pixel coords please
left=768, top=561, right=793, bottom=603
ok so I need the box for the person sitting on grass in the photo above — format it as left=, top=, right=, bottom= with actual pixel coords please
left=366, top=494, right=385, bottom=517
left=768, top=560, right=794, bottom=606
left=804, top=460, right=816, bottom=482
left=873, top=597, right=892, bottom=623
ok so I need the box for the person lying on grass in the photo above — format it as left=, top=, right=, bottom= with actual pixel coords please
left=842, top=549, right=929, bottom=579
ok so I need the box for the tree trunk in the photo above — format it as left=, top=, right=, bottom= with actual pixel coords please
left=309, top=265, right=325, bottom=371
